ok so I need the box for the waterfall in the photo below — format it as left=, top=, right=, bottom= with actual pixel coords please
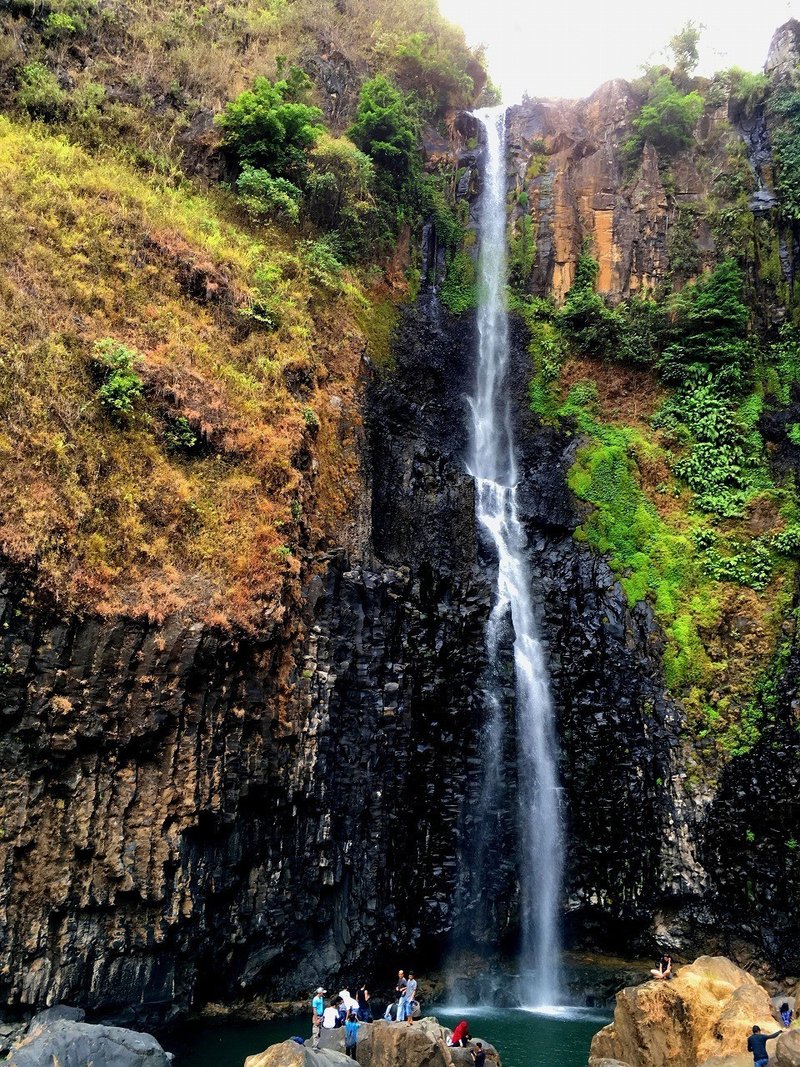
left=467, top=106, right=564, bottom=1008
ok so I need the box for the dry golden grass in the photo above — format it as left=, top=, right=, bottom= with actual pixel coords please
left=0, top=117, right=368, bottom=627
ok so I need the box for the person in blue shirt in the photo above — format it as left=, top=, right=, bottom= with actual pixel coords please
left=310, top=987, right=326, bottom=1052
left=344, top=1010, right=360, bottom=1059
left=747, top=1024, right=783, bottom=1067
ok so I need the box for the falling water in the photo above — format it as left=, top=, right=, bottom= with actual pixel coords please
left=467, top=106, right=564, bottom=1008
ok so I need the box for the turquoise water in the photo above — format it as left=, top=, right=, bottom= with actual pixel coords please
left=169, top=1004, right=611, bottom=1067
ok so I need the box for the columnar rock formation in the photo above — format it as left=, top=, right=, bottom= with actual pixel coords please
left=1, top=26, right=800, bottom=1022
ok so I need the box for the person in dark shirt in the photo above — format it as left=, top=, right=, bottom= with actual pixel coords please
left=747, top=1024, right=783, bottom=1067
left=471, top=1041, right=486, bottom=1067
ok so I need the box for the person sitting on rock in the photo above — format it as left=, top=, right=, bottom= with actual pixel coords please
left=448, top=1020, right=470, bottom=1047
left=780, top=1003, right=793, bottom=1028
left=650, top=954, right=672, bottom=980
left=471, top=1041, right=486, bottom=1067
left=747, top=1024, right=783, bottom=1067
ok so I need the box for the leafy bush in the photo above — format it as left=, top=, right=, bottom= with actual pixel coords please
left=668, top=207, right=701, bottom=276
left=440, top=250, right=476, bottom=313
left=624, top=75, right=704, bottom=164
left=236, top=167, right=302, bottom=223
left=43, top=11, right=81, bottom=40
left=508, top=192, right=535, bottom=291
left=306, top=133, right=378, bottom=258
left=349, top=75, right=420, bottom=208
left=301, top=236, right=343, bottom=289
left=17, top=63, right=68, bottom=121
left=94, top=339, right=144, bottom=418
left=217, top=68, right=324, bottom=181
left=558, top=247, right=623, bottom=355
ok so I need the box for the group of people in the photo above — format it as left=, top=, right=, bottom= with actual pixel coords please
left=309, top=984, right=372, bottom=1055
left=308, top=969, right=486, bottom=1063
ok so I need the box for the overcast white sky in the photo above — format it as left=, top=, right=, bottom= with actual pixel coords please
left=436, top=0, right=800, bottom=102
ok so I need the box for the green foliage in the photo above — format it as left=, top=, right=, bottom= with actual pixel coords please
left=17, top=63, right=68, bottom=121
left=440, top=249, right=476, bottom=313
left=383, top=30, right=481, bottom=112
left=349, top=75, right=420, bottom=204
left=658, top=260, right=750, bottom=389
left=625, top=76, right=704, bottom=165
left=236, top=167, right=301, bottom=223
left=668, top=207, right=701, bottom=276
left=558, top=247, right=623, bottom=356
left=767, top=87, right=800, bottom=222
left=760, top=325, right=800, bottom=404
left=306, top=133, right=377, bottom=258
left=216, top=68, right=324, bottom=181
left=43, top=11, right=81, bottom=40
left=94, top=338, right=144, bottom=418
left=163, top=416, right=198, bottom=452
left=508, top=193, right=535, bottom=292
left=669, top=20, right=702, bottom=83
left=721, top=67, right=768, bottom=120
left=301, top=236, right=343, bottom=290
left=617, top=297, right=670, bottom=364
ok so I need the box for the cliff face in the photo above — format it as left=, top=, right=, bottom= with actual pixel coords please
left=3, top=31, right=800, bottom=1024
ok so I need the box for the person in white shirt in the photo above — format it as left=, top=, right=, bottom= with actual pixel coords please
left=322, top=1002, right=340, bottom=1028
left=404, top=972, right=418, bottom=1025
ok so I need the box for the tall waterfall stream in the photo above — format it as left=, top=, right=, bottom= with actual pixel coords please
left=468, top=107, right=564, bottom=1008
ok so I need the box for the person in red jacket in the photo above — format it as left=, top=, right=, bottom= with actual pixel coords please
left=448, top=1020, right=470, bottom=1047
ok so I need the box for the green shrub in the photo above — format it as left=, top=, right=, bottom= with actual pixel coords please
left=558, top=247, right=623, bottom=356
left=668, top=206, right=701, bottom=276
left=301, top=236, right=343, bottom=290
left=43, top=11, right=81, bottom=40
left=94, top=339, right=144, bottom=418
left=216, top=68, right=324, bottom=182
left=306, top=133, right=378, bottom=259
left=768, top=87, right=800, bottom=222
left=440, top=250, right=476, bottom=313
left=163, top=416, right=198, bottom=451
left=236, top=167, right=301, bottom=223
left=17, top=63, right=68, bottom=122
left=386, top=30, right=478, bottom=112
left=349, top=75, right=420, bottom=213
left=624, top=75, right=704, bottom=165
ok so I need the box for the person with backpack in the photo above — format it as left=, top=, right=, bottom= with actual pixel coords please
left=344, top=1010, right=360, bottom=1059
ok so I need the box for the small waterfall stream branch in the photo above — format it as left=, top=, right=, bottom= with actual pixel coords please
left=468, top=106, right=564, bottom=1008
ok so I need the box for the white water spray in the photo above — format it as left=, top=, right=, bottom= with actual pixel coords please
left=468, top=106, right=564, bottom=1008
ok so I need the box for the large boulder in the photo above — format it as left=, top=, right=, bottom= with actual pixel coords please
left=244, top=1039, right=351, bottom=1067
left=590, top=956, right=779, bottom=1067
left=7, top=1009, right=171, bottom=1067
left=775, top=1030, right=800, bottom=1067
left=246, top=1018, right=501, bottom=1067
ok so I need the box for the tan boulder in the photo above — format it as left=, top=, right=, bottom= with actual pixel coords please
left=776, top=1030, right=800, bottom=1067
left=590, top=956, right=780, bottom=1067
left=244, top=1039, right=351, bottom=1067
left=355, top=1019, right=450, bottom=1067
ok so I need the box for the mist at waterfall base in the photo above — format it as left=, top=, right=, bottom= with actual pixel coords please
left=170, top=1006, right=610, bottom=1067
left=459, top=105, right=565, bottom=1010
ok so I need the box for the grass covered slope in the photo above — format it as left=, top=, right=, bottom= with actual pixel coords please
left=0, top=117, right=367, bottom=625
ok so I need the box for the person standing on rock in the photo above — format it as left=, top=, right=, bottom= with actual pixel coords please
left=471, top=1042, right=486, bottom=1067
left=395, top=970, right=409, bottom=1022
left=344, top=1010, right=360, bottom=1059
left=405, top=972, right=418, bottom=1025
left=747, top=1024, right=783, bottom=1067
left=311, top=987, right=326, bottom=1051
left=357, top=983, right=372, bottom=1022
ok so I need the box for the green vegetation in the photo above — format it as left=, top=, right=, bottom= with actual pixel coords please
left=94, top=339, right=144, bottom=418
left=217, top=68, right=324, bottom=181
left=767, top=87, right=800, bottom=223
left=623, top=75, right=705, bottom=166
left=526, top=249, right=798, bottom=755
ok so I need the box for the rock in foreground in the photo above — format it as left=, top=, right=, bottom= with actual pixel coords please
left=590, top=956, right=793, bottom=1067
left=245, top=1018, right=500, bottom=1067
left=7, top=1006, right=172, bottom=1067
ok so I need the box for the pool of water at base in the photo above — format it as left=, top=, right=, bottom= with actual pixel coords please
left=168, top=1004, right=612, bottom=1067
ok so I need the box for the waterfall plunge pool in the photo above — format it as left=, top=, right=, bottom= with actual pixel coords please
left=168, top=1004, right=612, bottom=1067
